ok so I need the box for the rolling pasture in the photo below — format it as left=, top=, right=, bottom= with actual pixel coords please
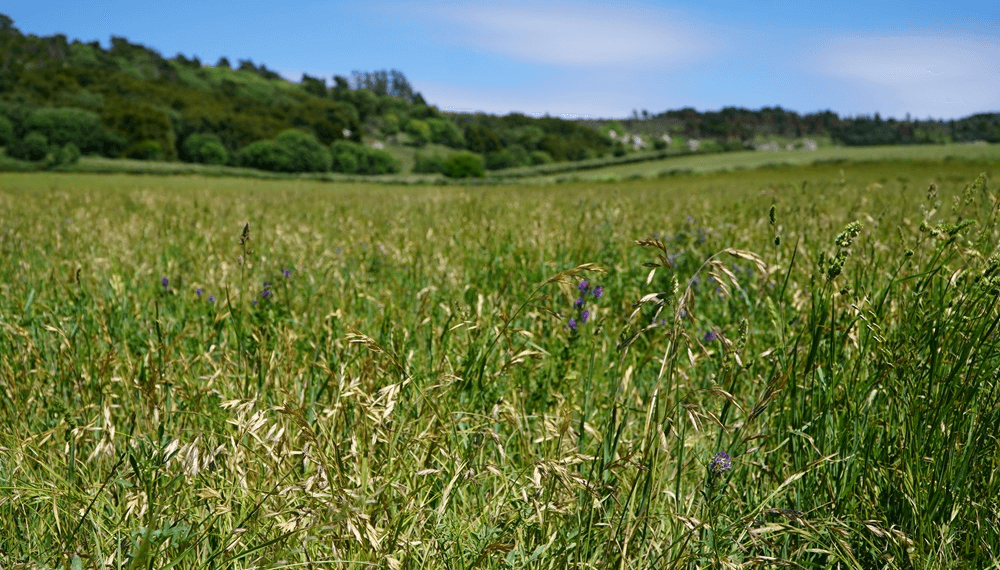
left=1, top=159, right=998, bottom=568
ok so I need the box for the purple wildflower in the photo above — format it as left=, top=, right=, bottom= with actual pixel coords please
left=592, top=285, right=602, bottom=298
left=574, top=297, right=585, bottom=309
left=208, top=296, right=215, bottom=303
left=568, top=318, right=578, bottom=332
left=578, top=280, right=590, bottom=294
left=161, top=277, right=169, bottom=289
left=709, top=451, right=732, bottom=475
left=703, top=331, right=717, bottom=342
left=196, top=288, right=203, bottom=297
left=580, top=310, right=590, bottom=323
left=282, top=268, right=291, bottom=279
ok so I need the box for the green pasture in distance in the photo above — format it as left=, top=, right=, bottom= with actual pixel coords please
left=0, top=159, right=997, bottom=569
left=8, top=141, right=997, bottom=184
left=520, top=141, right=1000, bottom=183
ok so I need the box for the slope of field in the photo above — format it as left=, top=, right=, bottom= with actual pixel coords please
left=8, top=141, right=999, bottom=186
left=519, top=141, right=1000, bottom=182
left=0, top=160, right=998, bottom=568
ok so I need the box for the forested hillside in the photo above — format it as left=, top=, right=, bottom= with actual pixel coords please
left=1, top=13, right=997, bottom=176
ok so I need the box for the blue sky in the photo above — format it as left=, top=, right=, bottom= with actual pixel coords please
left=5, top=0, right=998, bottom=120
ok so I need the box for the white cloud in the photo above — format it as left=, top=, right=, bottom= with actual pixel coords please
left=814, top=34, right=1000, bottom=117
left=423, top=1, right=723, bottom=67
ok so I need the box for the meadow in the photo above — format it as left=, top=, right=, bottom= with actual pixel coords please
left=0, top=159, right=998, bottom=569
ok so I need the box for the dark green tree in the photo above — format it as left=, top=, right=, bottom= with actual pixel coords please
left=442, top=151, right=485, bottom=178
left=7, top=131, right=49, bottom=161
left=181, top=132, right=228, bottom=165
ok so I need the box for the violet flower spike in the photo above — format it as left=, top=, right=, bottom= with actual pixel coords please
left=709, top=451, right=732, bottom=475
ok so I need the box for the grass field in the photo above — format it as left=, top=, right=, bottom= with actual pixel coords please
left=1, top=159, right=999, bottom=569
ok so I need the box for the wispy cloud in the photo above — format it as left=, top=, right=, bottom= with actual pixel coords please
left=421, top=1, right=724, bottom=67
left=814, top=34, right=1000, bottom=116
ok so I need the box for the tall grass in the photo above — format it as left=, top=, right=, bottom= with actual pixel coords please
left=0, top=162, right=997, bottom=568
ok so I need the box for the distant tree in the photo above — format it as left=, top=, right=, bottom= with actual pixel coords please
left=181, top=132, right=228, bottom=165
left=331, top=149, right=357, bottom=173
left=216, top=56, right=231, bottom=69
left=484, top=144, right=528, bottom=170
left=239, top=129, right=330, bottom=172
left=123, top=140, right=164, bottom=161
left=332, top=75, right=350, bottom=97
left=426, top=118, right=464, bottom=148
left=389, top=69, right=417, bottom=101
left=274, top=129, right=330, bottom=171
left=301, top=73, right=327, bottom=98
left=356, top=147, right=399, bottom=174
left=328, top=139, right=399, bottom=174
left=0, top=115, right=12, bottom=146
left=55, top=142, right=81, bottom=165
left=464, top=124, right=501, bottom=153
left=26, top=107, right=105, bottom=153
left=0, top=13, right=16, bottom=33
left=442, top=151, right=485, bottom=178
left=528, top=150, right=552, bottom=165
left=413, top=152, right=446, bottom=173
left=6, top=131, right=49, bottom=161
left=406, top=119, right=431, bottom=146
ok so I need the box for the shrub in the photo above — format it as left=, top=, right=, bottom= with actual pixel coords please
left=329, top=140, right=399, bottom=174
left=332, top=151, right=358, bottom=174
left=442, top=151, right=485, bottom=178
left=357, top=147, right=399, bottom=174
left=26, top=107, right=105, bottom=154
left=123, top=140, right=165, bottom=161
left=241, top=130, right=331, bottom=173
left=101, top=99, right=177, bottom=160
left=7, top=131, right=49, bottom=161
left=484, top=145, right=529, bottom=170
left=0, top=115, right=13, bottom=146
left=413, top=152, right=447, bottom=174
left=464, top=125, right=502, bottom=153
left=273, top=130, right=331, bottom=172
left=381, top=113, right=400, bottom=135
left=239, top=140, right=284, bottom=170
left=181, top=133, right=229, bottom=165
left=653, top=138, right=668, bottom=150
left=55, top=142, right=81, bottom=165
left=426, top=118, right=465, bottom=148
left=406, top=119, right=431, bottom=146
left=528, top=150, right=553, bottom=165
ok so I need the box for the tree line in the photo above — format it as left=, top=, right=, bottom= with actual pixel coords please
left=1, top=14, right=996, bottom=175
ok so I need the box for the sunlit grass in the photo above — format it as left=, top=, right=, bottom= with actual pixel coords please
left=0, top=161, right=998, bottom=569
